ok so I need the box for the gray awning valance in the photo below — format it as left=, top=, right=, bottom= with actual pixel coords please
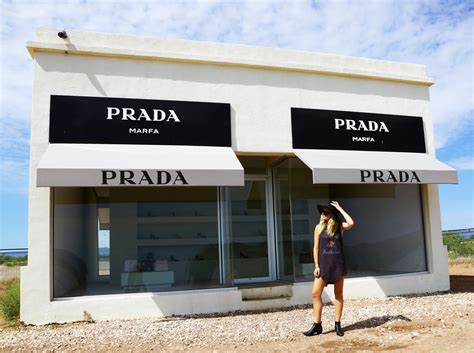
left=37, top=144, right=244, bottom=187
left=294, top=149, right=458, bottom=184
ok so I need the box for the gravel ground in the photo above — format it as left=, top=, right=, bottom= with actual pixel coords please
left=0, top=290, right=472, bottom=352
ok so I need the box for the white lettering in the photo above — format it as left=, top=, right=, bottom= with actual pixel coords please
left=352, top=136, right=375, bottom=142
left=153, top=109, right=167, bottom=121
left=137, top=109, right=152, bottom=121
left=346, top=119, right=356, bottom=130
left=357, top=120, right=368, bottom=131
left=129, top=128, right=159, bottom=134
left=334, top=118, right=390, bottom=132
left=368, top=120, right=378, bottom=131
left=106, top=107, right=120, bottom=120
left=122, top=108, right=136, bottom=120
left=167, top=109, right=180, bottom=122
left=379, top=121, right=389, bottom=132
left=334, top=118, right=345, bottom=130
left=107, top=107, right=181, bottom=123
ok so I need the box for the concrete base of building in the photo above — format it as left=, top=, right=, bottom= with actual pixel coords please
left=20, top=251, right=450, bottom=325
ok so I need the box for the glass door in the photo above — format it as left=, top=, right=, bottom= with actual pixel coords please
left=228, top=178, right=272, bottom=283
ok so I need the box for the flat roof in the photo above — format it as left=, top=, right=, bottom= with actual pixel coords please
left=26, top=27, right=434, bottom=86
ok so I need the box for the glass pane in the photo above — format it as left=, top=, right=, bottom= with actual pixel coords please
left=53, top=186, right=221, bottom=298
left=272, top=157, right=427, bottom=282
left=229, top=180, right=269, bottom=280
left=98, top=206, right=110, bottom=276
left=272, top=159, right=295, bottom=281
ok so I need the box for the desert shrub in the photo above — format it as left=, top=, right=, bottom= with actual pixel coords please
left=0, top=279, right=20, bottom=321
left=443, top=232, right=474, bottom=259
left=0, top=255, right=28, bottom=267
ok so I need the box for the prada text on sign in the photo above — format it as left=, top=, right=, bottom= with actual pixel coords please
left=291, top=108, right=426, bottom=153
left=49, top=95, right=231, bottom=146
left=360, top=170, right=421, bottom=183
left=101, top=170, right=188, bottom=185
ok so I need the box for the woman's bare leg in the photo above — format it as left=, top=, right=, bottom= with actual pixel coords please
left=311, top=277, right=327, bottom=323
left=334, top=276, right=344, bottom=321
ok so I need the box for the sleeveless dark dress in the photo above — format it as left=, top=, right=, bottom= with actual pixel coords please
left=318, top=226, right=347, bottom=287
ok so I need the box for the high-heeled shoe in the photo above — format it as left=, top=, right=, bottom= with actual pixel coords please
left=303, top=321, right=323, bottom=336
left=335, top=321, right=344, bottom=336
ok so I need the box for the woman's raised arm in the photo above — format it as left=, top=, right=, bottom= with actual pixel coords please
left=330, top=201, right=354, bottom=231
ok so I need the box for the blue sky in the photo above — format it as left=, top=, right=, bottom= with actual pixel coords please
left=0, top=0, right=473, bottom=248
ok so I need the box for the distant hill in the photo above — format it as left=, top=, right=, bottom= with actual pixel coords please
left=99, top=247, right=110, bottom=256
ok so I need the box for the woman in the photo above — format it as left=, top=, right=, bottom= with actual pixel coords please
left=303, top=201, right=354, bottom=337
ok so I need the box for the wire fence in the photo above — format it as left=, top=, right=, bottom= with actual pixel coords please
left=443, top=228, right=474, bottom=237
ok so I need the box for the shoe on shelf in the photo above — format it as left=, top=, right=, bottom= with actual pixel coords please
left=239, top=251, right=249, bottom=259
left=335, top=321, right=344, bottom=336
left=303, top=321, right=323, bottom=336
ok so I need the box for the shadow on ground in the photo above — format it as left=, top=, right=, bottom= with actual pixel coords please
left=323, top=314, right=411, bottom=334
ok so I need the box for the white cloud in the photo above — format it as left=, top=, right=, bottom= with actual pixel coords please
left=0, top=0, right=472, bottom=193
left=446, top=156, right=474, bottom=170
left=0, top=118, right=30, bottom=195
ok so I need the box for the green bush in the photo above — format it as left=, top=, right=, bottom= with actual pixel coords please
left=0, top=255, right=28, bottom=266
left=443, top=232, right=474, bottom=259
left=0, top=280, right=20, bottom=321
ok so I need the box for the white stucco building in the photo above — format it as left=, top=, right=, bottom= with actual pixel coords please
left=21, top=27, right=457, bottom=325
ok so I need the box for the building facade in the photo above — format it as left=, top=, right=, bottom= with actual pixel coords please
left=21, top=27, right=457, bottom=324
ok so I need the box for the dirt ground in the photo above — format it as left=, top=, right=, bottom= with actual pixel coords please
left=246, top=262, right=473, bottom=353
left=173, top=261, right=471, bottom=353
left=0, top=262, right=472, bottom=352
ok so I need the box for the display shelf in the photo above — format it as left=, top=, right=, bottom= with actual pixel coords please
left=137, top=215, right=267, bottom=224
left=137, top=216, right=217, bottom=224
left=137, top=238, right=218, bottom=246
left=282, top=214, right=311, bottom=221
left=231, top=236, right=267, bottom=243
left=120, top=271, right=174, bottom=287
left=292, top=234, right=311, bottom=241
left=231, top=215, right=266, bottom=222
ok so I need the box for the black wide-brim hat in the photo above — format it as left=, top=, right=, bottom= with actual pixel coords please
left=317, top=204, right=343, bottom=223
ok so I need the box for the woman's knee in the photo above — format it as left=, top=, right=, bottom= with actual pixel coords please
left=311, top=279, right=325, bottom=298
left=334, top=291, right=344, bottom=301
left=334, top=278, right=344, bottom=299
left=312, top=289, right=323, bottom=298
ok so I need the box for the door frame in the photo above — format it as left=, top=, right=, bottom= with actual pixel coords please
left=231, top=174, right=277, bottom=284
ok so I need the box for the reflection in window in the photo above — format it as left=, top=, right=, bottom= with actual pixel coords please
left=273, top=157, right=427, bottom=282
left=228, top=180, right=269, bottom=281
left=53, top=187, right=221, bottom=298
left=98, top=207, right=110, bottom=277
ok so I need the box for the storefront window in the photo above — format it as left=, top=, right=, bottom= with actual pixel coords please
left=53, top=158, right=428, bottom=297
left=53, top=186, right=221, bottom=297
left=273, top=157, right=427, bottom=282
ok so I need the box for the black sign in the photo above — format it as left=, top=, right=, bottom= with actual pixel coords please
left=49, top=95, right=231, bottom=146
left=291, top=108, right=426, bottom=153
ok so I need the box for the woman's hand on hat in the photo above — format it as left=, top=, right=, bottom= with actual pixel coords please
left=330, top=201, right=342, bottom=210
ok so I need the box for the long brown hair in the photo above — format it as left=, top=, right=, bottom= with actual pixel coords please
left=319, top=213, right=342, bottom=237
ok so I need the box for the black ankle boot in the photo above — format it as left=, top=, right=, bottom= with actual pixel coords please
left=335, top=321, right=344, bottom=336
left=303, top=321, right=323, bottom=336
